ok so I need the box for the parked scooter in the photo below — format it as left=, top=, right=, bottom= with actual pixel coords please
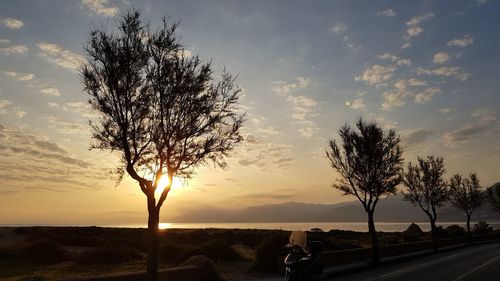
left=284, top=231, right=324, bottom=281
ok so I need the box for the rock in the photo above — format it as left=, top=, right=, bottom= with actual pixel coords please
left=180, top=255, right=220, bottom=281
left=404, top=223, right=424, bottom=235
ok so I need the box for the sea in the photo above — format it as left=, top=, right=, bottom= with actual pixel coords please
left=5, top=221, right=499, bottom=232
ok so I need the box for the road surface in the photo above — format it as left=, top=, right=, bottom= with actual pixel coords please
left=329, top=242, right=500, bottom=281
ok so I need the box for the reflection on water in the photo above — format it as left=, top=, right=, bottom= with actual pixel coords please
left=119, top=221, right=500, bottom=232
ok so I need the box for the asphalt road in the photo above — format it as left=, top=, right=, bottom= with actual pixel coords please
left=328, top=242, right=500, bottom=281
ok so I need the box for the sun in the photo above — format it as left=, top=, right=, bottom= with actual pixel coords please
left=156, top=175, right=184, bottom=195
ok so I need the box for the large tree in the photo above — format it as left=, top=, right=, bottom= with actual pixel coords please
left=449, top=173, right=485, bottom=242
left=486, top=183, right=500, bottom=213
left=326, top=119, right=403, bottom=263
left=81, top=11, right=244, bottom=280
left=402, top=156, right=448, bottom=252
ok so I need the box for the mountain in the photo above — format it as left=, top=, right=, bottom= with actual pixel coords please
left=171, top=194, right=500, bottom=223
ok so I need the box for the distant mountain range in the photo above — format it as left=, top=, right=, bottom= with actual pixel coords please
left=171, top=193, right=500, bottom=223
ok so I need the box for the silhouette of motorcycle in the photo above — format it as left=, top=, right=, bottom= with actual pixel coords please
left=284, top=231, right=324, bottom=281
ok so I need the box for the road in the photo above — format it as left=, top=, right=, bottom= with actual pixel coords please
left=329, top=242, right=500, bottom=281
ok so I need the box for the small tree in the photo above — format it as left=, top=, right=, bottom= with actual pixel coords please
left=81, top=10, right=244, bottom=281
left=449, top=173, right=485, bottom=242
left=326, top=119, right=403, bottom=263
left=402, top=156, right=448, bottom=252
left=486, top=183, right=500, bottom=213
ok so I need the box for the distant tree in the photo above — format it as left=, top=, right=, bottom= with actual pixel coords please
left=402, top=155, right=448, bottom=252
left=449, top=173, right=486, bottom=242
left=326, top=119, right=403, bottom=263
left=486, top=183, right=500, bottom=213
left=81, top=10, right=244, bottom=281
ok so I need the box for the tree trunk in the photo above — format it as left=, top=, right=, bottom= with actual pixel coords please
left=147, top=196, right=160, bottom=281
left=367, top=211, right=380, bottom=263
left=466, top=213, right=472, bottom=244
left=430, top=218, right=438, bottom=252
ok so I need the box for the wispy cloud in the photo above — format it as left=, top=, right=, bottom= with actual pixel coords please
left=40, top=87, right=61, bottom=97
left=81, top=0, right=119, bottom=16
left=0, top=44, right=28, bottom=55
left=37, top=42, right=84, bottom=70
left=447, top=35, right=474, bottom=47
left=355, top=64, right=397, bottom=86
left=417, top=66, right=470, bottom=81
left=377, top=9, right=396, bottom=17
left=1, top=18, right=24, bottom=29
left=345, top=98, right=366, bottom=110
left=405, top=12, right=435, bottom=39
left=433, top=52, right=450, bottom=64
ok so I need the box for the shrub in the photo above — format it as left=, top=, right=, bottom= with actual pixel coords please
left=253, top=233, right=288, bottom=273
left=473, top=221, right=493, bottom=235
left=446, top=225, right=466, bottom=237
left=17, top=240, right=69, bottom=264
left=160, top=243, right=183, bottom=263
left=182, top=240, right=241, bottom=262
left=77, top=245, right=141, bottom=265
left=16, top=274, right=46, bottom=281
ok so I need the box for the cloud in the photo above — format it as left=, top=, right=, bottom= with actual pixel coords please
left=405, top=12, right=435, bottom=39
left=287, top=95, right=318, bottom=121
left=439, top=107, right=453, bottom=114
left=345, top=98, right=366, bottom=110
left=414, top=87, right=441, bottom=103
left=37, top=42, right=84, bottom=70
left=402, top=128, right=435, bottom=147
left=329, top=23, right=348, bottom=34
left=272, top=76, right=311, bottom=94
left=378, top=9, right=396, bottom=17
left=13, top=108, right=27, bottom=118
left=44, top=115, right=88, bottom=134
left=475, top=0, right=488, bottom=6
left=382, top=79, right=428, bottom=110
left=401, top=42, right=412, bottom=49
left=40, top=87, right=61, bottom=97
left=1, top=18, right=24, bottom=29
left=447, top=35, right=474, bottom=47
left=0, top=44, right=28, bottom=55
left=82, top=0, right=119, bottom=16
left=0, top=39, right=11, bottom=44
left=4, top=71, right=34, bottom=81
left=355, top=64, right=397, bottom=86
left=0, top=99, right=12, bottom=110
left=237, top=135, right=294, bottom=169
left=433, top=52, right=450, bottom=64
left=443, top=110, right=498, bottom=145
left=417, top=66, right=471, bottom=81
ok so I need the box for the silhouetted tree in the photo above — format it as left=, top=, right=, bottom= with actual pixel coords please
left=486, top=183, right=500, bottom=213
left=402, top=156, right=448, bottom=252
left=449, top=173, right=485, bottom=242
left=326, top=119, right=403, bottom=263
left=81, top=10, right=244, bottom=281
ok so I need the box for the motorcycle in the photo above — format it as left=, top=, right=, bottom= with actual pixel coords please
left=284, top=231, right=324, bottom=281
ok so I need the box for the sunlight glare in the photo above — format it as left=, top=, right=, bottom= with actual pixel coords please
left=156, top=175, right=184, bottom=196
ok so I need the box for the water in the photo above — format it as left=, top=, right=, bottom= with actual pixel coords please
left=118, top=221, right=500, bottom=232
left=3, top=221, right=500, bottom=232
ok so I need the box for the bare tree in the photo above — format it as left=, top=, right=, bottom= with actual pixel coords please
left=326, top=118, right=403, bottom=263
left=449, top=173, right=485, bottom=242
left=487, top=183, right=500, bottom=213
left=81, top=10, right=244, bottom=281
left=402, top=156, right=448, bottom=252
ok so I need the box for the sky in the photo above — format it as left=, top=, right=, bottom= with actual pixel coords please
left=1, top=0, right=499, bottom=225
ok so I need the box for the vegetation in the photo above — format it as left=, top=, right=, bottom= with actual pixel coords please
left=487, top=183, right=500, bottom=213
left=326, top=118, right=404, bottom=263
left=449, top=173, right=486, bottom=241
left=402, top=155, right=448, bottom=252
left=81, top=10, right=244, bottom=280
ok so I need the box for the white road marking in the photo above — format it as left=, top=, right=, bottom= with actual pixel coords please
left=452, top=254, right=500, bottom=281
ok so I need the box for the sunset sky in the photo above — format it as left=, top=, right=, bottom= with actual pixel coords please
left=1, top=0, right=499, bottom=225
